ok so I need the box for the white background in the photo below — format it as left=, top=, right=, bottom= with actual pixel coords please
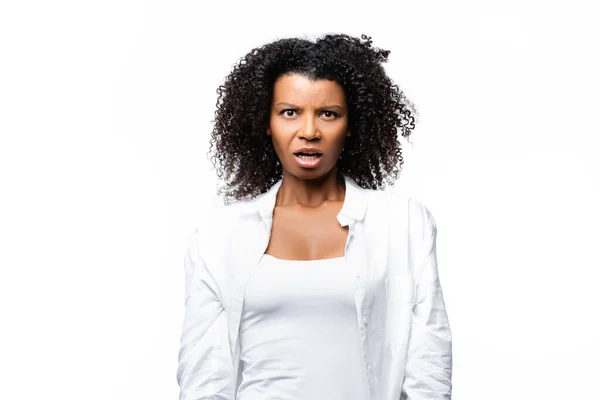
left=1, top=0, right=599, bottom=399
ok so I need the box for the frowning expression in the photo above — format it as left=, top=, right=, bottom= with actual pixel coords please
left=267, top=73, right=350, bottom=179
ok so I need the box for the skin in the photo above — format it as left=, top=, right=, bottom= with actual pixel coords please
left=264, top=73, right=352, bottom=260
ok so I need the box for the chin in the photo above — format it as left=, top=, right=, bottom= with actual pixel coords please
left=287, top=164, right=336, bottom=181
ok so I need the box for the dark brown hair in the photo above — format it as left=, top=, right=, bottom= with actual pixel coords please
left=208, top=33, right=417, bottom=204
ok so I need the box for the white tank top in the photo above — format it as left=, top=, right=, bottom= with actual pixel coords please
left=236, top=253, right=370, bottom=400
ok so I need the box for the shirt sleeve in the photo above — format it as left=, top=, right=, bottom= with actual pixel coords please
left=177, top=228, right=234, bottom=400
left=401, top=200, right=453, bottom=399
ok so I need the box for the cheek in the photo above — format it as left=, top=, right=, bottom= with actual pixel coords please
left=336, top=132, right=348, bottom=150
left=269, top=114, right=293, bottom=132
left=269, top=128, right=295, bottom=150
left=268, top=134, right=290, bottom=162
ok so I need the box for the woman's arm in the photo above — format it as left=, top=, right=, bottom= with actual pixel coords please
left=401, top=201, right=453, bottom=399
left=177, top=228, right=233, bottom=400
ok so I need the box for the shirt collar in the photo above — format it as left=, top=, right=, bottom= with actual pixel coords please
left=251, top=173, right=368, bottom=227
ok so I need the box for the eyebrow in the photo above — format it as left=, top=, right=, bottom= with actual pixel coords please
left=275, top=102, right=344, bottom=110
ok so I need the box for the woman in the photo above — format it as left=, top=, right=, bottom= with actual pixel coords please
left=177, top=33, right=452, bottom=400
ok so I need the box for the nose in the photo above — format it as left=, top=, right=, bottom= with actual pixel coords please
left=298, top=114, right=320, bottom=140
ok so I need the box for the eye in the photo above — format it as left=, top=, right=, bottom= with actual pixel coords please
left=278, top=109, right=339, bottom=119
left=280, top=109, right=297, bottom=118
left=321, top=110, right=338, bottom=119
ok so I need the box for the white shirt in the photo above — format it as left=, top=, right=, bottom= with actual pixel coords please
left=237, top=254, right=370, bottom=400
left=177, top=173, right=452, bottom=400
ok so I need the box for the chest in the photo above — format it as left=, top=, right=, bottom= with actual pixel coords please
left=219, top=193, right=414, bottom=396
left=264, top=201, right=349, bottom=260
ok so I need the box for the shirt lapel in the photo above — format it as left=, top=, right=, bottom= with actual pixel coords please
left=225, top=173, right=369, bottom=363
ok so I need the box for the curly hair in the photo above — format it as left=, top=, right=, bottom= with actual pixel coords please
left=207, top=33, right=418, bottom=204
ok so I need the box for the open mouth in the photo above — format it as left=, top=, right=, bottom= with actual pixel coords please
left=293, top=152, right=323, bottom=160
left=293, top=151, right=323, bottom=168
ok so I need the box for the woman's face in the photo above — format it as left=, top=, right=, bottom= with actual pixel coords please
left=267, top=73, right=350, bottom=180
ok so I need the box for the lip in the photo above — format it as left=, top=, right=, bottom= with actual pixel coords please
left=294, top=153, right=323, bottom=169
left=293, top=147, right=323, bottom=155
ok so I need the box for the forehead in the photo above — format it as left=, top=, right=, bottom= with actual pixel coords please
left=272, top=74, right=346, bottom=104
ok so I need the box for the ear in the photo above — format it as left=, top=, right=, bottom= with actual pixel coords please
left=266, top=128, right=271, bottom=136
left=346, top=130, right=351, bottom=137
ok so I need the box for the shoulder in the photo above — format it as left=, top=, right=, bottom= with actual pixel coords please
left=186, top=196, right=244, bottom=250
left=408, top=197, right=437, bottom=235
left=406, top=196, right=437, bottom=241
left=374, top=185, right=437, bottom=233
left=190, top=193, right=264, bottom=250
left=366, top=184, right=413, bottom=217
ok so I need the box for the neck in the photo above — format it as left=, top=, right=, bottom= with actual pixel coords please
left=276, top=169, right=345, bottom=208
